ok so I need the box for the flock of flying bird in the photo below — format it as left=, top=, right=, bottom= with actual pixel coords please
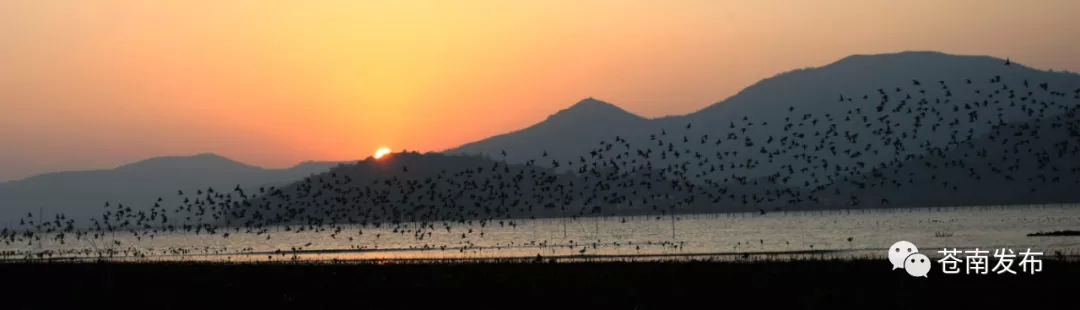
left=3, top=67, right=1080, bottom=261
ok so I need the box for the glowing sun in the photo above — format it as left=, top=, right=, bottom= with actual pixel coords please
left=374, top=147, right=392, bottom=159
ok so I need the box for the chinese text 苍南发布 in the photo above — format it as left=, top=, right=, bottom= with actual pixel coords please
left=937, top=248, right=1043, bottom=275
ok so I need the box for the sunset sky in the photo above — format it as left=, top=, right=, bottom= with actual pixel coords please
left=2, top=0, right=1079, bottom=181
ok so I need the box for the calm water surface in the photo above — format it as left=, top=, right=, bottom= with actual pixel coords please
left=4, top=204, right=1080, bottom=262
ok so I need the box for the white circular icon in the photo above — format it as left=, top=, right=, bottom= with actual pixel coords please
left=904, top=253, right=931, bottom=277
left=888, top=240, right=918, bottom=270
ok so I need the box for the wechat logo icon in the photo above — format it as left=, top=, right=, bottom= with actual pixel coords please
left=889, top=240, right=930, bottom=277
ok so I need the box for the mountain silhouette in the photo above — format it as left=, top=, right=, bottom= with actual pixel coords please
left=7, top=51, right=1080, bottom=228
left=0, top=153, right=343, bottom=221
left=450, top=97, right=651, bottom=164
left=817, top=103, right=1080, bottom=208
left=236, top=151, right=696, bottom=227
left=444, top=51, right=1080, bottom=209
left=450, top=52, right=1079, bottom=170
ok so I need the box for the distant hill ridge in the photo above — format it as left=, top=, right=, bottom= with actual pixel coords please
left=5, top=51, right=1080, bottom=224
left=448, top=51, right=1080, bottom=169
left=0, top=153, right=345, bottom=220
left=442, top=50, right=1080, bottom=211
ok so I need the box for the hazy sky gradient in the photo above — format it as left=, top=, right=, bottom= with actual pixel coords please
left=3, top=0, right=1079, bottom=181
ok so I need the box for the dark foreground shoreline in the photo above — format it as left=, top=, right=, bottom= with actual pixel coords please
left=2, top=259, right=1078, bottom=308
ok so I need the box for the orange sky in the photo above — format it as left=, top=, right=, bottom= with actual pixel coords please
left=2, top=0, right=1079, bottom=181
